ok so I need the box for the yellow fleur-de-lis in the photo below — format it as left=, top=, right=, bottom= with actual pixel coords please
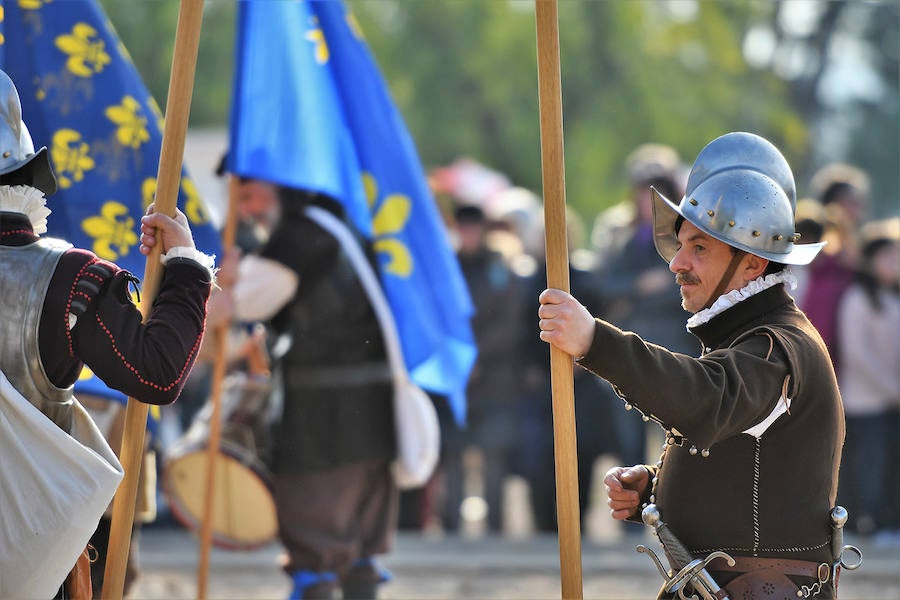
left=147, top=97, right=165, bottom=134
left=363, top=172, right=413, bottom=277
left=82, top=200, right=138, bottom=260
left=77, top=365, right=95, bottom=381
left=141, top=177, right=156, bottom=211
left=0, top=6, right=4, bottom=46
left=51, top=129, right=95, bottom=189
left=55, top=23, right=111, bottom=77
left=18, top=0, right=50, bottom=10
left=181, top=178, right=210, bottom=224
left=305, top=17, right=329, bottom=64
left=346, top=11, right=364, bottom=40
left=105, top=95, right=149, bottom=149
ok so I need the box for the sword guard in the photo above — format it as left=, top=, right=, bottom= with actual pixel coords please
left=636, top=544, right=671, bottom=581
left=667, top=552, right=734, bottom=597
left=636, top=545, right=735, bottom=600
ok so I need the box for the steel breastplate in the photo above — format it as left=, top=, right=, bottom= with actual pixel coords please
left=0, top=237, right=75, bottom=431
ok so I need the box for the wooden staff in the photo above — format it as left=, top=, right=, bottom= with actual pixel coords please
left=534, top=1, right=583, bottom=599
left=102, top=1, right=204, bottom=597
left=196, top=176, right=240, bottom=600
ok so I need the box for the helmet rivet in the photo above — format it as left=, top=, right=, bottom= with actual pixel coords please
left=752, top=230, right=761, bottom=237
left=689, top=198, right=698, bottom=206
left=793, top=232, right=802, bottom=242
left=706, top=210, right=715, bottom=217
left=774, top=234, right=783, bottom=241
left=728, top=220, right=735, bottom=227
left=2, top=151, right=10, bottom=158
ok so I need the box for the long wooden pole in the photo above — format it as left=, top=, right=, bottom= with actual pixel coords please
left=196, top=177, right=240, bottom=600
left=534, top=2, right=583, bottom=599
left=102, top=2, right=204, bottom=597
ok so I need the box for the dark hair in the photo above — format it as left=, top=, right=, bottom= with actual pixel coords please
left=454, top=204, right=485, bottom=224
left=645, top=175, right=681, bottom=205
left=855, top=237, right=897, bottom=312
left=795, top=217, right=825, bottom=244
left=821, top=182, right=856, bottom=206
left=763, top=260, right=786, bottom=276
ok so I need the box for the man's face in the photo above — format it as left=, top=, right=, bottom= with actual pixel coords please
left=237, top=180, right=281, bottom=233
left=668, top=220, right=747, bottom=313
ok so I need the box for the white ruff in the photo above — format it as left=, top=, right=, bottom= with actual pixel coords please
left=686, top=269, right=798, bottom=329
left=0, top=185, right=50, bottom=234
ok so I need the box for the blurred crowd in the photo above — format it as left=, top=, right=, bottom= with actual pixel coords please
left=154, top=144, right=899, bottom=554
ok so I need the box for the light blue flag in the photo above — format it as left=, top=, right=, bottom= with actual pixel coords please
left=1, top=0, right=221, bottom=430
left=228, top=0, right=475, bottom=424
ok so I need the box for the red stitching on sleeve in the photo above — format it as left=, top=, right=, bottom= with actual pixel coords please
left=93, top=313, right=203, bottom=394
left=65, top=258, right=98, bottom=356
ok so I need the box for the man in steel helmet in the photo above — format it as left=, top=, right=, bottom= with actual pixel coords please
left=0, top=68, right=213, bottom=597
left=539, top=132, right=845, bottom=598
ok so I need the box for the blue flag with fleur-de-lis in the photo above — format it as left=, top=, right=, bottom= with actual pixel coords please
left=0, top=0, right=221, bottom=422
left=228, top=0, right=475, bottom=424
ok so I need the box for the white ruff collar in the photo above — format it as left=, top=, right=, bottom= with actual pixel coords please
left=0, top=185, right=50, bottom=234
left=686, top=269, right=797, bottom=329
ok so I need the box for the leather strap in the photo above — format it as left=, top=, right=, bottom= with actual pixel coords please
left=708, top=555, right=829, bottom=580
left=703, top=249, right=745, bottom=310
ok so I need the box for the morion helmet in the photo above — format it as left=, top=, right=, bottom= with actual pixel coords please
left=0, top=69, right=57, bottom=195
left=651, top=132, right=824, bottom=266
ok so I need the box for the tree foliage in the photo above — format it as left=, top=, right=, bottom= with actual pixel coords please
left=100, top=0, right=896, bottom=224
left=352, top=0, right=803, bottom=220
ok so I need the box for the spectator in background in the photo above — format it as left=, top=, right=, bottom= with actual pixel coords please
left=800, top=164, right=870, bottom=372
left=835, top=225, right=900, bottom=537
left=790, top=199, right=827, bottom=306
left=441, top=204, right=522, bottom=534
left=515, top=205, right=604, bottom=533
left=588, top=145, right=696, bottom=485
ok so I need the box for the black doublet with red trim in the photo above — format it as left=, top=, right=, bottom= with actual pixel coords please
left=1, top=211, right=211, bottom=404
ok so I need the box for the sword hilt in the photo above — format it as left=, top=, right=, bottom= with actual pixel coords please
left=642, top=504, right=694, bottom=567
left=639, top=504, right=733, bottom=600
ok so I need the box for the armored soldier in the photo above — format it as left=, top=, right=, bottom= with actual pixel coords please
left=0, top=69, right=212, bottom=597
left=539, top=133, right=853, bottom=598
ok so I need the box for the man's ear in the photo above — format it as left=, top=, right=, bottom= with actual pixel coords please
left=743, top=254, right=769, bottom=282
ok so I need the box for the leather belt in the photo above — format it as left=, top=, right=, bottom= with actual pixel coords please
left=708, top=555, right=829, bottom=581
left=283, top=361, right=392, bottom=388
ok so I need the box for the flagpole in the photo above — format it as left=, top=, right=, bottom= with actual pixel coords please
left=534, top=1, right=583, bottom=598
left=102, top=1, right=204, bottom=598
left=196, top=176, right=240, bottom=600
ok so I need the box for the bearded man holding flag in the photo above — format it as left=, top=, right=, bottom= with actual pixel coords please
left=216, top=1, right=476, bottom=598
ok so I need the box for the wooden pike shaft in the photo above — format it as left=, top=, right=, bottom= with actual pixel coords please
left=102, top=1, right=204, bottom=597
left=196, top=176, right=240, bottom=600
left=534, top=1, right=583, bottom=599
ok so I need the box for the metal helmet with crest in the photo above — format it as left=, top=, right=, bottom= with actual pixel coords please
left=0, top=69, right=57, bottom=195
left=651, top=132, right=824, bottom=266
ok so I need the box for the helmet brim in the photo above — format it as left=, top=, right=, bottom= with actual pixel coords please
left=0, top=147, right=58, bottom=196
left=651, top=185, right=826, bottom=266
left=651, top=185, right=682, bottom=263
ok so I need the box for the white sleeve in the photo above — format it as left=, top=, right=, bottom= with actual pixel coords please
left=232, top=255, right=299, bottom=322
left=160, top=246, right=216, bottom=279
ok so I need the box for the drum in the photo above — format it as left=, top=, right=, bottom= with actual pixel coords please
left=163, top=373, right=278, bottom=550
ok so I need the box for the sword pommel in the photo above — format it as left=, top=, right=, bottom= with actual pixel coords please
left=830, top=506, right=848, bottom=528
left=642, top=504, right=661, bottom=528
